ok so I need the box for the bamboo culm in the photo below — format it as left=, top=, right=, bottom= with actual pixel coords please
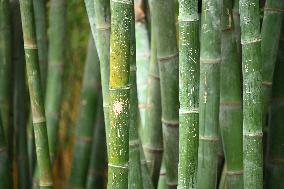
left=150, top=0, right=179, bottom=187
left=178, top=0, right=200, bottom=188
left=220, top=0, right=243, bottom=187
left=107, top=0, right=132, bottom=187
left=239, top=0, right=263, bottom=188
left=69, top=36, right=101, bottom=188
left=128, top=1, right=143, bottom=188
left=0, top=115, right=9, bottom=189
left=12, top=1, right=31, bottom=185
left=197, top=0, right=221, bottom=188
left=261, top=0, right=284, bottom=119
left=266, top=25, right=284, bottom=189
left=93, top=0, right=111, bottom=153
left=86, top=96, right=108, bottom=189
left=143, top=34, right=163, bottom=187
left=19, top=0, right=53, bottom=188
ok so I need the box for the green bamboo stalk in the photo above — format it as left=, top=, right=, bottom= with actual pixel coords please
left=140, top=144, right=155, bottom=189
left=143, top=34, right=163, bottom=187
left=19, top=0, right=53, bottom=188
left=129, top=1, right=143, bottom=188
left=69, top=36, right=100, bottom=188
left=135, top=0, right=150, bottom=130
left=266, top=26, right=284, bottom=189
left=84, top=0, right=97, bottom=45
left=232, top=0, right=241, bottom=58
left=0, top=114, right=9, bottom=189
left=239, top=0, right=263, bottom=188
left=45, top=0, right=66, bottom=162
left=197, top=0, right=221, bottom=189
left=93, top=0, right=111, bottom=151
left=33, top=0, right=48, bottom=90
left=86, top=97, right=108, bottom=189
left=107, top=0, right=132, bottom=187
left=13, top=15, right=31, bottom=189
left=220, top=0, right=243, bottom=188
left=177, top=0, right=200, bottom=188
left=150, top=0, right=179, bottom=187
left=196, top=0, right=221, bottom=188
left=261, top=0, right=284, bottom=122
left=218, top=164, right=227, bottom=189
left=157, top=158, right=168, bottom=189
left=0, top=0, right=12, bottom=143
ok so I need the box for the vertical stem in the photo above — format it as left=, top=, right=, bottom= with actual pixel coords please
left=266, top=25, right=284, bottom=189
left=86, top=96, right=108, bottom=189
left=129, top=1, right=143, bottom=188
left=33, top=0, right=48, bottom=90
left=239, top=0, right=263, bottom=188
left=45, top=0, right=66, bottom=162
left=107, top=0, right=132, bottom=187
left=197, top=0, right=221, bottom=188
left=220, top=0, right=243, bottom=188
left=150, top=0, right=179, bottom=187
left=178, top=0, right=200, bottom=188
left=68, top=36, right=100, bottom=188
left=19, top=0, right=53, bottom=188
left=0, top=115, right=9, bottom=189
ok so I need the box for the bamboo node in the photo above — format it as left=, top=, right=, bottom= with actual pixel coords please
left=241, top=38, right=261, bottom=45
left=160, top=172, right=166, bottom=176
left=108, top=163, right=129, bottom=169
left=262, top=81, right=272, bottom=87
left=161, top=118, right=179, bottom=128
left=129, top=139, right=140, bottom=147
left=33, top=116, right=46, bottom=124
left=243, top=132, right=263, bottom=138
left=167, top=182, right=178, bottom=187
left=130, top=65, right=137, bottom=71
left=24, top=44, right=38, bottom=49
left=96, top=24, right=111, bottom=30
left=199, top=136, right=219, bottom=141
left=200, top=57, right=221, bottom=64
left=39, top=182, right=53, bottom=187
left=179, top=108, right=199, bottom=114
left=264, top=7, right=284, bottom=14
left=138, top=103, right=148, bottom=109
left=148, top=73, right=160, bottom=80
left=269, top=157, right=284, bottom=164
left=143, top=145, right=163, bottom=153
left=111, top=0, right=132, bottom=5
left=158, top=52, right=179, bottom=63
left=178, top=17, right=199, bottom=22
left=226, top=170, right=243, bottom=176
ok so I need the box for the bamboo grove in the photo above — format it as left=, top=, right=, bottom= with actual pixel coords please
left=0, top=0, right=284, bottom=188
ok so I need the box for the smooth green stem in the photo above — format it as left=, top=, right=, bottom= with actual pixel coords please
left=19, top=0, right=53, bottom=188
left=239, top=0, right=263, bottom=188
left=157, top=158, right=168, bottom=189
left=69, top=36, right=100, bottom=188
left=86, top=97, right=108, bottom=189
left=178, top=0, right=200, bottom=188
left=197, top=0, right=221, bottom=188
left=220, top=0, right=243, bottom=188
left=0, top=115, right=9, bottom=189
left=266, top=25, right=284, bottom=189
left=150, top=0, right=179, bottom=187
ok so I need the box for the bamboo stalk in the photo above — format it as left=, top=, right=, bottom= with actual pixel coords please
left=219, top=0, right=243, bottom=188
left=140, top=144, right=155, bottom=189
left=129, top=1, right=143, bottom=188
left=266, top=25, right=284, bottom=189
left=19, top=0, right=53, bottom=188
left=157, top=158, right=168, bottom=189
left=107, top=0, right=132, bottom=187
left=12, top=2, right=31, bottom=185
left=69, top=36, right=100, bottom=188
left=150, top=0, right=179, bottom=187
left=86, top=97, right=108, bottom=189
left=45, top=0, right=66, bottom=162
left=0, top=115, right=9, bottom=189
left=239, top=0, right=263, bottom=188
left=233, top=0, right=241, bottom=58
left=197, top=0, right=221, bottom=188
left=33, top=0, right=48, bottom=90
left=143, top=34, right=163, bottom=187
left=178, top=0, right=200, bottom=188
left=261, top=0, right=284, bottom=119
